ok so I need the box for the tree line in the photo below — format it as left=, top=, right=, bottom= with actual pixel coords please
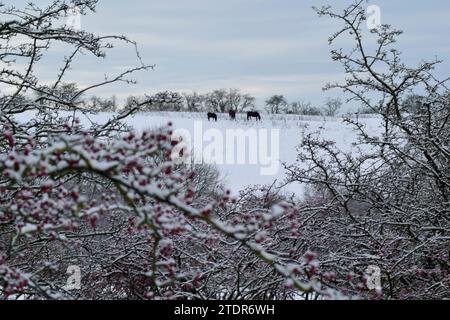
left=30, top=84, right=346, bottom=116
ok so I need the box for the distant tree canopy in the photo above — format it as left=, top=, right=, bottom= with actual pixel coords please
left=265, top=96, right=342, bottom=116
left=324, top=98, right=342, bottom=117
left=35, top=82, right=85, bottom=110
left=124, top=88, right=257, bottom=113
left=287, top=100, right=322, bottom=116
left=142, top=91, right=184, bottom=112
left=28, top=84, right=350, bottom=116
left=36, top=86, right=340, bottom=115
left=88, top=95, right=118, bottom=112
left=265, top=95, right=288, bottom=114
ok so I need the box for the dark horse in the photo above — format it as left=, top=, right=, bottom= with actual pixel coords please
left=228, top=110, right=236, bottom=120
left=207, top=112, right=217, bottom=121
left=247, top=111, right=261, bottom=121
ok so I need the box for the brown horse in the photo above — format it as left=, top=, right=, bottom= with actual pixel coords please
left=247, top=111, right=261, bottom=121
left=228, top=110, right=236, bottom=120
left=207, top=112, right=217, bottom=121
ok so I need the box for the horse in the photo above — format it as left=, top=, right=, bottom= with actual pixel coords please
left=228, top=110, right=236, bottom=120
left=207, top=112, right=217, bottom=121
left=247, top=111, right=261, bottom=121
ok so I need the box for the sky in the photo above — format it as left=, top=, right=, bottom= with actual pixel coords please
left=9, top=0, right=450, bottom=109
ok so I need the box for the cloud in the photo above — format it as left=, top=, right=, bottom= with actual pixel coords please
left=7, top=0, right=449, bottom=108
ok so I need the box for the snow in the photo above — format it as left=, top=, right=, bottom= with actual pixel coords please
left=13, top=111, right=383, bottom=196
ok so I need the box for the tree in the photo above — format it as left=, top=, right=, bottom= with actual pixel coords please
left=125, top=95, right=146, bottom=111
left=183, top=92, right=205, bottom=112
left=210, top=89, right=256, bottom=113
left=205, top=89, right=228, bottom=113
left=285, top=1, right=450, bottom=299
left=324, top=98, right=342, bottom=117
left=0, top=1, right=334, bottom=300
left=36, top=82, right=85, bottom=111
left=402, top=94, right=423, bottom=114
left=265, top=95, right=288, bottom=114
left=226, top=89, right=242, bottom=112
left=88, top=95, right=118, bottom=112
left=240, top=93, right=256, bottom=112
left=145, top=91, right=184, bottom=111
left=287, top=100, right=322, bottom=116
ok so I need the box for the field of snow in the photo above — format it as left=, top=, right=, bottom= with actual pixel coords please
left=15, top=111, right=383, bottom=196
left=89, top=111, right=383, bottom=196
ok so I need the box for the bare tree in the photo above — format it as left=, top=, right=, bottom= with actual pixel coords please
left=183, top=91, right=205, bottom=112
left=205, top=89, right=228, bottom=113
left=88, top=95, right=118, bottom=112
left=324, top=98, right=342, bottom=117
left=240, top=93, right=256, bottom=112
left=144, top=91, right=184, bottom=111
left=265, top=95, right=288, bottom=114
left=285, top=1, right=450, bottom=299
left=287, top=100, right=322, bottom=116
left=36, top=82, right=86, bottom=110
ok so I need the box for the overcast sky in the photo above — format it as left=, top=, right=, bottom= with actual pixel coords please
left=22, top=0, right=450, bottom=108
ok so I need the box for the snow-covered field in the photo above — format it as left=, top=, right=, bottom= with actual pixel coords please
left=16, top=111, right=383, bottom=196
left=126, top=112, right=383, bottom=196
left=98, top=112, right=379, bottom=195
